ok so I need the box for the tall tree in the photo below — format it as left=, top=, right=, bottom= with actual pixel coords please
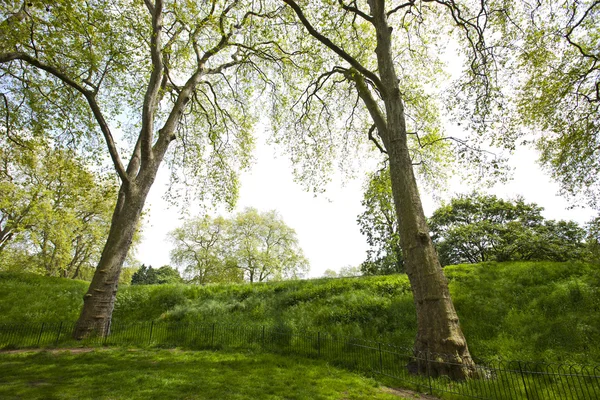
left=0, top=0, right=284, bottom=337
left=276, top=0, right=510, bottom=377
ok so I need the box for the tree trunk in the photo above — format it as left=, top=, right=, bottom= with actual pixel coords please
left=367, top=0, right=474, bottom=379
left=73, top=183, right=148, bottom=339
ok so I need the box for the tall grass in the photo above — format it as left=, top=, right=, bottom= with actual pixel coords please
left=1, top=260, right=599, bottom=363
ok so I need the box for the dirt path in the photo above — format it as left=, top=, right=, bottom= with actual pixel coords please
left=383, top=386, right=442, bottom=399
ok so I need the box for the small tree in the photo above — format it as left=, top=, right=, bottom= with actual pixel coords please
left=230, top=208, right=309, bottom=282
left=357, top=169, right=403, bottom=275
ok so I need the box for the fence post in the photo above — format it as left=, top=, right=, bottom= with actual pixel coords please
left=36, top=322, right=45, bottom=347
left=148, top=321, right=154, bottom=346
left=211, top=323, right=215, bottom=348
left=54, top=322, right=63, bottom=346
left=317, top=332, right=321, bottom=357
left=518, top=361, right=531, bottom=400
left=425, top=350, right=433, bottom=396
left=378, top=342, right=383, bottom=373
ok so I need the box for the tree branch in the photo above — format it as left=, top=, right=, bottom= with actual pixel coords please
left=337, top=0, right=373, bottom=22
left=140, top=0, right=164, bottom=166
left=281, top=0, right=384, bottom=91
left=0, top=52, right=130, bottom=184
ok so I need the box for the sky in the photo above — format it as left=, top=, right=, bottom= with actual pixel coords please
left=136, top=133, right=597, bottom=279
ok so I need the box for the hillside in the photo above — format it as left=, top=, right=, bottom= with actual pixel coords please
left=1, top=261, right=599, bottom=363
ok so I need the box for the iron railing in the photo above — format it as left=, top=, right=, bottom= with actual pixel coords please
left=0, top=321, right=598, bottom=400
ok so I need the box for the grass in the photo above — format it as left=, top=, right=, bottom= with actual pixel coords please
left=0, top=348, right=407, bottom=400
left=1, top=260, right=599, bottom=362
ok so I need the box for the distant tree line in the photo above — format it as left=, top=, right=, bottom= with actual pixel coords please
left=358, top=170, right=600, bottom=275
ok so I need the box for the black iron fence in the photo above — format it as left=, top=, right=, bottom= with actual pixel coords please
left=1, top=321, right=598, bottom=400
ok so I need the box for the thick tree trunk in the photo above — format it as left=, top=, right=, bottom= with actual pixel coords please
left=73, top=183, right=148, bottom=339
left=366, top=0, right=474, bottom=379
left=388, top=139, right=474, bottom=379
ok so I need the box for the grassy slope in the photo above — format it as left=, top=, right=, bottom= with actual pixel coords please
left=0, top=349, right=404, bottom=400
left=1, top=261, right=599, bottom=363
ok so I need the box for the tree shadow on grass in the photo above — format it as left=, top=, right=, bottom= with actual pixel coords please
left=0, top=349, right=403, bottom=400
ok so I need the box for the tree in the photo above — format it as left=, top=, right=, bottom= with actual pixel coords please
left=0, top=138, right=118, bottom=279
left=586, top=216, right=600, bottom=262
left=1, top=1, right=285, bottom=337
left=169, top=216, right=242, bottom=284
left=169, top=208, right=309, bottom=283
left=322, top=269, right=338, bottom=278
left=276, top=0, right=510, bottom=377
left=338, top=265, right=361, bottom=277
left=131, top=264, right=182, bottom=285
left=512, top=0, right=600, bottom=209
left=228, top=208, right=309, bottom=282
left=429, top=194, right=589, bottom=265
left=357, top=168, right=403, bottom=275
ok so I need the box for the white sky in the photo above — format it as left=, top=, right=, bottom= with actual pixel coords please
left=136, top=134, right=596, bottom=278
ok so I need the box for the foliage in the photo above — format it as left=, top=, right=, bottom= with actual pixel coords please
left=509, top=0, right=600, bottom=209
left=3, top=260, right=600, bottom=363
left=0, top=139, right=118, bottom=279
left=357, top=168, right=403, bottom=276
left=169, top=208, right=309, bottom=283
left=131, top=265, right=183, bottom=285
left=0, top=349, right=401, bottom=400
left=586, top=216, right=600, bottom=262
left=429, top=193, right=590, bottom=266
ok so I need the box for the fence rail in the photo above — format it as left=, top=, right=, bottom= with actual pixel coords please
left=0, top=321, right=598, bottom=400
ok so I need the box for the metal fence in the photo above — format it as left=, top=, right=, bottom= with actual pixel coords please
left=1, top=321, right=599, bottom=400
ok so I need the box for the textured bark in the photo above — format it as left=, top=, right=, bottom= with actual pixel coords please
left=282, top=0, right=475, bottom=376
left=366, top=0, right=474, bottom=379
left=73, top=183, right=149, bottom=338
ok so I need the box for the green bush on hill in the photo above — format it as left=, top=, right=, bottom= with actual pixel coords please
left=1, top=261, right=599, bottom=363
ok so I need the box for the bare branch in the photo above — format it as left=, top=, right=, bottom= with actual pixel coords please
left=337, top=0, right=373, bottom=22
left=386, top=0, right=415, bottom=17
left=368, top=124, right=387, bottom=154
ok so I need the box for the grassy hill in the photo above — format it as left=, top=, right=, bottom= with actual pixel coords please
left=1, top=261, right=599, bottom=363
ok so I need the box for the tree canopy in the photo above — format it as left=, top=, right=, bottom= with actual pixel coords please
left=429, top=193, right=590, bottom=266
left=169, top=208, right=309, bottom=284
left=511, top=0, right=600, bottom=209
left=131, top=265, right=183, bottom=285
left=0, top=138, right=118, bottom=279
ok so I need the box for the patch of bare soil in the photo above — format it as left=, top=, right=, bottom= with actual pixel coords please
left=382, top=386, right=442, bottom=399
left=0, top=347, right=99, bottom=355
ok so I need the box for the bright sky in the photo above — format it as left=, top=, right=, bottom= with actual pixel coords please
left=137, top=133, right=596, bottom=278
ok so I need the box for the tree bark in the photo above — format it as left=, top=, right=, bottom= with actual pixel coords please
left=368, top=0, right=474, bottom=379
left=73, top=181, right=150, bottom=338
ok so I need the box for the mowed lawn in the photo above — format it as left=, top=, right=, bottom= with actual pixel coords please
left=0, top=348, right=407, bottom=400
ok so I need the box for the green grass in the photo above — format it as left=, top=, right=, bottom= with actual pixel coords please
left=0, top=348, right=406, bottom=400
left=1, top=260, right=599, bottom=362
